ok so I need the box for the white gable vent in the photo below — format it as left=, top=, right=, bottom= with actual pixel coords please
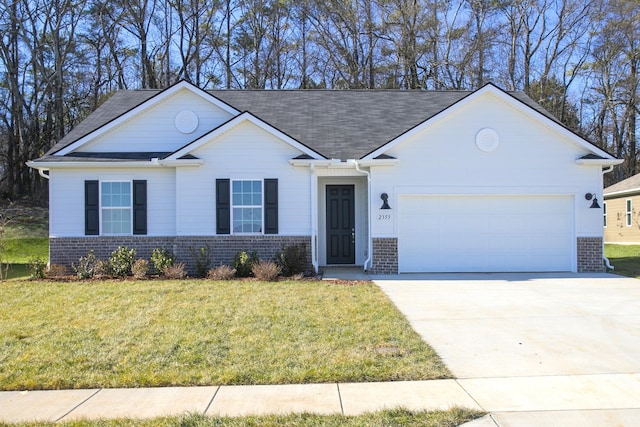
left=175, top=110, right=199, bottom=134
left=476, top=128, right=499, bottom=152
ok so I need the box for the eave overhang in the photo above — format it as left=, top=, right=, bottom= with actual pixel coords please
left=26, top=158, right=204, bottom=170
left=289, top=158, right=398, bottom=167
left=575, top=158, right=624, bottom=166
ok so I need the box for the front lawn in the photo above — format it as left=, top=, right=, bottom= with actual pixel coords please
left=605, top=244, right=640, bottom=278
left=0, top=279, right=450, bottom=390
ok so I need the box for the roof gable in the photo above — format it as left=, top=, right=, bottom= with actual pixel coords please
left=363, top=84, right=617, bottom=162
left=53, top=81, right=239, bottom=156
left=166, top=112, right=325, bottom=161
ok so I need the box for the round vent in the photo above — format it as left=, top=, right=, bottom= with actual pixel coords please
left=174, top=110, right=199, bottom=134
left=475, top=128, right=500, bottom=152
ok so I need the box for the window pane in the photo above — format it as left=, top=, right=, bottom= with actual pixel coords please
left=231, top=180, right=263, bottom=233
left=101, top=181, right=132, bottom=234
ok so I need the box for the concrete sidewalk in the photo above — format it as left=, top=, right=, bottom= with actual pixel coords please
left=3, top=375, right=640, bottom=425
left=0, top=380, right=482, bottom=424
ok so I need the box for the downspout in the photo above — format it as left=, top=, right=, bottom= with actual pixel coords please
left=310, top=163, right=318, bottom=274
left=351, top=160, right=372, bottom=271
left=38, top=168, right=50, bottom=180
left=602, top=165, right=615, bottom=270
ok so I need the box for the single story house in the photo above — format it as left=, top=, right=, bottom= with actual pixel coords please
left=604, top=173, right=640, bottom=244
left=28, top=81, right=622, bottom=274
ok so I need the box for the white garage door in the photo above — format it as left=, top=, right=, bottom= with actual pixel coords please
left=398, top=195, right=574, bottom=272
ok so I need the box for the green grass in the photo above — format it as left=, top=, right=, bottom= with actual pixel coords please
left=605, top=244, right=640, bottom=278
left=0, top=206, right=48, bottom=280
left=0, top=279, right=450, bottom=391
left=3, top=408, right=484, bottom=427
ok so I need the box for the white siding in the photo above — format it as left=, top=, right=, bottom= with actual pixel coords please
left=49, top=168, right=175, bottom=237
left=370, top=91, right=604, bottom=240
left=78, top=89, right=234, bottom=153
left=176, top=121, right=311, bottom=236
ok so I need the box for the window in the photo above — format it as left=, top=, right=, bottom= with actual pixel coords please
left=603, top=202, right=607, bottom=227
left=101, top=181, right=132, bottom=235
left=626, top=199, right=632, bottom=227
left=232, top=180, right=263, bottom=233
left=85, top=180, right=146, bottom=236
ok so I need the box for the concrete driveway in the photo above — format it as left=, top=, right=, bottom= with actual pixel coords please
left=374, top=273, right=640, bottom=426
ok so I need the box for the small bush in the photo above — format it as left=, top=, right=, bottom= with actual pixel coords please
left=94, top=259, right=109, bottom=278
left=46, top=264, right=68, bottom=278
left=28, top=257, right=47, bottom=279
left=108, top=246, right=136, bottom=277
left=232, top=250, right=258, bottom=277
left=274, top=243, right=308, bottom=276
left=132, top=258, right=149, bottom=279
left=162, top=262, right=187, bottom=279
left=189, top=245, right=211, bottom=277
left=73, top=251, right=99, bottom=279
left=150, top=248, right=174, bottom=273
left=252, top=260, right=281, bottom=281
left=207, top=265, right=236, bottom=280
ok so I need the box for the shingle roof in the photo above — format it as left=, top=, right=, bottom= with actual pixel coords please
left=43, top=86, right=562, bottom=161
left=604, top=173, right=640, bottom=196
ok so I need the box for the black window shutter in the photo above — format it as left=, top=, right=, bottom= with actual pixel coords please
left=216, top=179, right=230, bottom=234
left=85, top=180, right=99, bottom=235
left=133, top=180, right=147, bottom=235
left=264, top=179, right=278, bottom=234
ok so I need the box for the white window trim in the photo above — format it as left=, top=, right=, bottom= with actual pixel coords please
left=231, top=179, right=264, bottom=235
left=100, top=180, right=133, bottom=236
left=626, top=199, right=632, bottom=227
left=603, top=202, right=607, bottom=228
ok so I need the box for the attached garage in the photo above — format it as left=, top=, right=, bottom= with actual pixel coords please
left=398, top=195, right=574, bottom=273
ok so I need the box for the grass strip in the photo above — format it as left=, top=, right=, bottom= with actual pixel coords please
left=5, top=408, right=483, bottom=427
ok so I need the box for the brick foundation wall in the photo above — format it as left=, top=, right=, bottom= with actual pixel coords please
left=577, top=237, right=605, bottom=273
left=50, top=236, right=313, bottom=276
left=370, top=238, right=398, bottom=274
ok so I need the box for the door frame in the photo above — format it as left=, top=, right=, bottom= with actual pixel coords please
left=326, top=184, right=356, bottom=264
left=317, top=177, right=367, bottom=267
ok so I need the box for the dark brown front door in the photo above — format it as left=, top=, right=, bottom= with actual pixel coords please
left=326, top=185, right=355, bottom=264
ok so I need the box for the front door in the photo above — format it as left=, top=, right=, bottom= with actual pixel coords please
left=326, top=185, right=355, bottom=264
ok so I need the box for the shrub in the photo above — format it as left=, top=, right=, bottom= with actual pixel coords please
left=162, top=262, right=187, bottom=279
left=252, top=260, right=281, bottom=281
left=274, top=243, right=308, bottom=276
left=28, top=256, right=47, bottom=279
left=108, top=246, right=136, bottom=277
left=232, top=250, right=258, bottom=277
left=73, top=251, right=99, bottom=279
left=94, top=259, right=109, bottom=278
left=189, top=245, right=211, bottom=277
left=150, top=248, right=174, bottom=274
left=207, top=265, right=236, bottom=280
left=46, top=264, right=68, bottom=278
left=132, top=258, right=149, bottom=279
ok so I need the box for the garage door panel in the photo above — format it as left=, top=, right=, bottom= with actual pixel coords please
left=399, top=195, right=573, bottom=273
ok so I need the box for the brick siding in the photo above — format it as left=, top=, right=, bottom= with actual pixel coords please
left=577, top=237, right=605, bottom=272
left=50, top=236, right=313, bottom=276
left=370, top=238, right=398, bottom=274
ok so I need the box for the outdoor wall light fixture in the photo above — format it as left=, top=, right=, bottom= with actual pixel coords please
left=585, top=193, right=601, bottom=209
left=380, top=193, right=391, bottom=209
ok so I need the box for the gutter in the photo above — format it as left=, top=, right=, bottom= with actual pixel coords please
left=349, top=159, right=372, bottom=272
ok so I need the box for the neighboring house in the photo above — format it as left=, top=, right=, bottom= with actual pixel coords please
left=28, top=81, right=622, bottom=274
left=604, top=173, right=640, bottom=244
